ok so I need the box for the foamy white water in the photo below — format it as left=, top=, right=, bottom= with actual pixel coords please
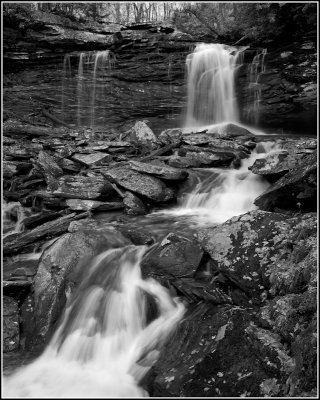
left=159, top=141, right=281, bottom=226
left=185, top=43, right=245, bottom=127
left=3, top=246, right=185, bottom=398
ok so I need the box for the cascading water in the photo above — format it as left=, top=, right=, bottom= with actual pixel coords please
left=2, top=201, right=26, bottom=238
left=160, top=141, right=282, bottom=226
left=3, top=245, right=185, bottom=397
left=185, top=43, right=245, bottom=127
left=61, top=50, right=114, bottom=130
left=245, top=48, right=267, bottom=125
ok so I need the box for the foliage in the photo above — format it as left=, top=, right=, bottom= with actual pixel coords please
left=3, top=2, right=183, bottom=25
left=172, top=2, right=318, bottom=45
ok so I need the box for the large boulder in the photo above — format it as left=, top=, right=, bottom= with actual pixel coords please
left=101, top=168, right=175, bottom=203
left=32, top=229, right=130, bottom=346
left=196, top=211, right=317, bottom=303
left=129, top=121, right=159, bottom=149
left=141, top=232, right=203, bottom=278
left=254, top=150, right=317, bottom=212
left=150, top=304, right=294, bottom=397
left=208, top=123, right=255, bottom=138
left=3, top=296, right=20, bottom=352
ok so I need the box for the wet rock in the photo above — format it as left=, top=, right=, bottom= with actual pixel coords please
left=184, top=151, right=234, bottom=167
left=3, top=257, right=39, bottom=281
left=66, top=199, right=124, bottom=212
left=49, top=175, right=116, bottom=200
left=3, top=211, right=89, bottom=256
left=129, top=160, right=188, bottom=181
left=70, top=152, right=112, bottom=167
left=167, top=155, right=202, bottom=169
left=102, top=168, right=175, bottom=203
left=123, top=191, right=148, bottom=216
left=196, top=211, right=317, bottom=303
left=151, top=304, right=291, bottom=397
left=254, top=151, right=317, bottom=212
left=249, top=151, right=296, bottom=179
left=129, top=121, right=159, bottom=149
left=3, top=161, right=32, bottom=178
left=32, top=229, right=130, bottom=346
left=21, top=210, right=63, bottom=230
left=4, top=142, right=43, bottom=159
left=36, top=150, right=64, bottom=185
left=158, top=128, right=183, bottom=145
left=3, top=296, right=19, bottom=352
left=141, top=232, right=203, bottom=278
left=210, top=123, right=255, bottom=138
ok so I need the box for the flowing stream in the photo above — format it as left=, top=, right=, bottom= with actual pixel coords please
left=3, top=246, right=185, bottom=398
left=3, top=43, right=282, bottom=398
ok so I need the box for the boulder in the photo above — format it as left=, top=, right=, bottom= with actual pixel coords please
left=101, top=168, right=175, bottom=203
left=151, top=304, right=293, bottom=397
left=32, top=229, right=130, bottom=346
left=249, top=151, right=296, bottom=179
left=123, top=191, right=148, bottom=216
left=49, top=175, right=116, bottom=200
left=210, top=123, right=254, bottom=138
left=129, top=160, right=188, bottom=181
left=196, top=211, right=317, bottom=303
left=158, top=128, right=184, bottom=145
left=129, top=121, right=159, bottom=149
left=141, top=232, right=203, bottom=278
left=35, top=150, right=64, bottom=186
left=254, top=151, right=317, bottom=212
left=3, top=296, right=20, bottom=352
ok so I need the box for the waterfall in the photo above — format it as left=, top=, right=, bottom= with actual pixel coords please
left=61, top=50, right=114, bottom=130
left=245, top=48, right=267, bottom=125
left=160, top=141, right=282, bottom=226
left=3, top=246, right=185, bottom=398
left=61, top=54, right=72, bottom=123
left=185, top=43, right=245, bottom=127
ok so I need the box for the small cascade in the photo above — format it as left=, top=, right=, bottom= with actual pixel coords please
left=61, top=54, right=72, bottom=122
left=3, top=245, right=184, bottom=398
left=2, top=201, right=26, bottom=238
left=245, top=48, right=267, bottom=125
left=61, top=50, right=115, bottom=130
left=185, top=43, right=246, bottom=127
left=162, top=141, right=281, bottom=225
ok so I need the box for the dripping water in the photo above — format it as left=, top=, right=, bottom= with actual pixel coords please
left=245, top=48, right=267, bottom=125
left=61, top=50, right=114, bottom=130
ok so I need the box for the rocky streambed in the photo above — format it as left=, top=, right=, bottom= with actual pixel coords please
left=2, top=118, right=317, bottom=397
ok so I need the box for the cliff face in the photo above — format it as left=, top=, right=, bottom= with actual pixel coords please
left=3, top=7, right=317, bottom=135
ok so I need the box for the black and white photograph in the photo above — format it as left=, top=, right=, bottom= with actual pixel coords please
left=2, top=1, right=318, bottom=398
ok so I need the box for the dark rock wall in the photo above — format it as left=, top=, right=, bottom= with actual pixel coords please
left=3, top=9, right=317, bottom=134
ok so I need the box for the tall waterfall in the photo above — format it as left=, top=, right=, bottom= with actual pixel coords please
left=185, top=43, right=245, bottom=127
left=245, top=48, right=267, bottom=125
left=61, top=50, right=114, bottom=130
left=3, top=245, right=184, bottom=398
